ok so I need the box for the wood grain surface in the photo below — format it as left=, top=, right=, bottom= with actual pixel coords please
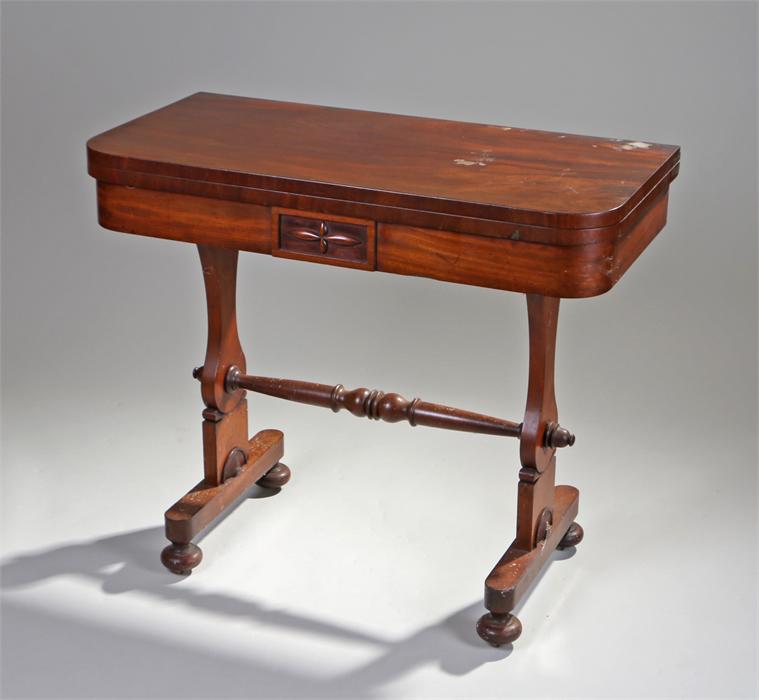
left=88, top=92, right=679, bottom=230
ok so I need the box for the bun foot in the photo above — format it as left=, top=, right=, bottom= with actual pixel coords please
left=161, top=542, right=203, bottom=575
left=558, top=522, right=584, bottom=550
left=476, top=612, right=522, bottom=647
left=256, top=462, right=291, bottom=489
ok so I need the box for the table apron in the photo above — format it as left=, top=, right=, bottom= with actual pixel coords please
left=95, top=181, right=669, bottom=298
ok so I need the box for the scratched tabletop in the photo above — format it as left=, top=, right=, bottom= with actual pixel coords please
left=88, top=92, right=680, bottom=229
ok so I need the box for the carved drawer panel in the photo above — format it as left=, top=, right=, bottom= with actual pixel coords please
left=272, top=208, right=375, bottom=270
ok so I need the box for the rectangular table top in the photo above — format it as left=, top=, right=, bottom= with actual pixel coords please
left=88, top=92, right=679, bottom=231
left=89, top=93, right=680, bottom=298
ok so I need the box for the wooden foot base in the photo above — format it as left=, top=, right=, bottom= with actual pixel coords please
left=477, top=484, right=579, bottom=642
left=161, top=542, right=203, bottom=576
left=558, top=521, right=584, bottom=550
left=160, top=429, right=285, bottom=574
left=256, top=462, right=291, bottom=489
left=476, top=612, right=522, bottom=647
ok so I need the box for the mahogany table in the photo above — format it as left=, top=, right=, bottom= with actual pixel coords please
left=87, top=93, right=679, bottom=647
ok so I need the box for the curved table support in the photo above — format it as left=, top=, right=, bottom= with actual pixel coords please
left=160, top=245, right=290, bottom=575
left=476, top=295, right=582, bottom=646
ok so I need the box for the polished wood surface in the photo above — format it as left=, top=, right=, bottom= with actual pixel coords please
left=87, top=94, right=679, bottom=648
left=96, top=176, right=670, bottom=298
left=473, top=293, right=582, bottom=644
left=197, top=244, right=246, bottom=415
left=90, top=95, right=678, bottom=298
left=482, top=484, right=580, bottom=614
left=256, top=463, right=292, bottom=490
left=272, top=207, right=376, bottom=271
left=226, top=370, right=525, bottom=439
left=164, top=428, right=285, bottom=544
left=520, top=295, right=560, bottom=475
left=558, top=522, right=584, bottom=550
left=88, top=92, right=678, bottom=230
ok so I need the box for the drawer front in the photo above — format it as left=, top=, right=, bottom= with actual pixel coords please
left=272, top=208, right=375, bottom=270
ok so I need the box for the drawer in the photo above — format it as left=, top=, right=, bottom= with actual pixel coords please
left=272, top=208, right=375, bottom=270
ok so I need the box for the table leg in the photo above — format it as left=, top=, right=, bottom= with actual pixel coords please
left=160, top=244, right=290, bottom=575
left=476, top=294, right=583, bottom=646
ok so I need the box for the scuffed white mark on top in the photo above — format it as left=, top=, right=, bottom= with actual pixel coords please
left=501, top=126, right=512, bottom=131
left=558, top=134, right=567, bottom=139
left=453, top=150, right=495, bottom=167
left=618, top=141, right=651, bottom=151
left=606, top=140, right=654, bottom=152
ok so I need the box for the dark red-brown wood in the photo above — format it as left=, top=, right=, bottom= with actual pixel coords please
left=95, top=178, right=671, bottom=298
left=87, top=94, right=679, bottom=645
left=272, top=207, right=376, bottom=271
left=226, top=370, right=527, bottom=439
left=482, top=485, right=580, bottom=614
left=476, top=294, right=582, bottom=646
left=520, top=295, right=560, bottom=474
left=164, top=429, right=285, bottom=547
left=160, top=244, right=293, bottom=576
left=88, top=92, right=678, bottom=231
left=89, top=93, right=679, bottom=298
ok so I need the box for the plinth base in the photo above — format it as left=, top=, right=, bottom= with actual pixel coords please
left=161, top=429, right=288, bottom=575
left=477, top=484, right=581, bottom=645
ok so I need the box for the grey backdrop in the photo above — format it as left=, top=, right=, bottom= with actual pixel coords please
left=2, top=2, right=757, bottom=698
